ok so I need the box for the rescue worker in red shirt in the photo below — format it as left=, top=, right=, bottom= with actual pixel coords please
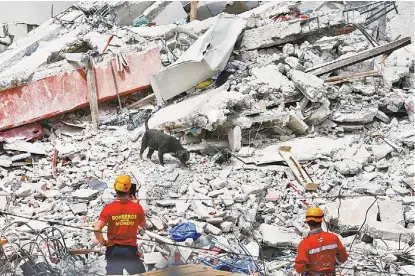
left=295, top=207, right=348, bottom=276
left=94, top=175, right=146, bottom=275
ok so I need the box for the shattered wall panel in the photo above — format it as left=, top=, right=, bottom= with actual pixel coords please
left=0, top=48, right=162, bottom=131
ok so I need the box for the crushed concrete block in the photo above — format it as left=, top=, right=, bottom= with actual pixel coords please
left=144, top=252, right=164, bottom=264
left=71, top=189, right=99, bottom=199
left=286, top=114, right=308, bottom=135
left=285, top=56, right=304, bottom=71
left=371, top=144, right=393, bottom=160
left=206, top=217, right=223, bottom=225
left=228, top=126, right=242, bottom=152
left=70, top=203, right=87, bottom=215
left=150, top=217, right=164, bottom=230
left=334, top=160, right=362, bottom=175
left=376, top=159, right=390, bottom=169
left=220, top=221, right=233, bottom=233
left=0, top=156, right=11, bottom=168
left=209, top=178, right=227, bottom=190
left=376, top=110, right=390, bottom=123
left=330, top=106, right=378, bottom=124
left=283, top=43, right=295, bottom=56
left=260, top=224, right=300, bottom=247
left=361, top=221, right=414, bottom=243
left=378, top=200, right=404, bottom=225
left=288, top=69, right=326, bottom=102
left=252, top=65, right=297, bottom=96
left=204, top=223, right=222, bottom=235
left=404, top=165, right=414, bottom=177
left=241, top=21, right=302, bottom=50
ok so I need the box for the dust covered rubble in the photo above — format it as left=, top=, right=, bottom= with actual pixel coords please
left=0, top=1, right=414, bottom=275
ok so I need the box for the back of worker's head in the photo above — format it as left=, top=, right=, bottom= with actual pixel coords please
left=305, top=207, right=324, bottom=229
left=114, top=175, right=131, bottom=197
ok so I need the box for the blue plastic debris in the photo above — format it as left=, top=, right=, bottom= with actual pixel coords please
left=132, top=16, right=149, bottom=27
left=168, top=222, right=201, bottom=242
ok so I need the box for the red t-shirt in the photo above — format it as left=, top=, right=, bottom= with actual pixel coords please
left=98, top=200, right=146, bottom=246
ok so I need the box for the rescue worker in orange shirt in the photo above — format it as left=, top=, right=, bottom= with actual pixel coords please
left=94, top=175, right=146, bottom=275
left=295, top=207, right=348, bottom=276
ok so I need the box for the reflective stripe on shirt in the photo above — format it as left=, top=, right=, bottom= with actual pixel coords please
left=308, top=243, right=338, bottom=255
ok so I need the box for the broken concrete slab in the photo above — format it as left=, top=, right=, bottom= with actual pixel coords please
left=361, top=221, right=414, bottom=243
left=151, top=14, right=246, bottom=103
left=330, top=105, right=378, bottom=124
left=148, top=86, right=244, bottom=131
left=371, top=144, right=393, bottom=160
left=260, top=223, right=300, bottom=248
left=324, top=197, right=379, bottom=233
left=70, top=203, right=88, bottom=215
left=0, top=48, right=163, bottom=131
left=241, top=20, right=302, bottom=50
left=3, top=141, right=46, bottom=155
left=152, top=2, right=187, bottom=26
left=71, top=189, right=99, bottom=200
left=240, top=136, right=352, bottom=165
left=0, top=10, right=85, bottom=74
left=287, top=69, right=327, bottom=102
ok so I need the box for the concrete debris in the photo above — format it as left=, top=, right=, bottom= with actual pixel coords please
left=260, top=223, right=300, bottom=248
left=288, top=69, right=327, bottom=102
left=0, top=1, right=413, bottom=275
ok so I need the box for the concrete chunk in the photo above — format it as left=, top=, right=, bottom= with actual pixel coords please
left=241, top=21, right=301, bottom=50
left=228, top=126, right=242, bottom=152
left=71, top=189, right=99, bottom=199
left=70, top=203, right=87, bottom=215
left=361, top=221, right=414, bottom=243
left=371, top=144, right=393, bottom=160
left=260, top=223, right=300, bottom=248
left=144, top=252, right=164, bottom=264
left=330, top=106, right=378, bottom=124
left=288, top=69, right=326, bottom=102
left=252, top=65, right=297, bottom=96
left=204, top=223, right=222, bottom=235
left=285, top=56, right=304, bottom=71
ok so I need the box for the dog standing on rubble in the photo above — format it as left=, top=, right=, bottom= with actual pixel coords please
left=140, top=118, right=190, bottom=166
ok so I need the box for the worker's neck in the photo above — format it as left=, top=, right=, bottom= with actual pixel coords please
left=116, top=195, right=129, bottom=200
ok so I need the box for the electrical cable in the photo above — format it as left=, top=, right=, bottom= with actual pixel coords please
left=349, top=197, right=379, bottom=251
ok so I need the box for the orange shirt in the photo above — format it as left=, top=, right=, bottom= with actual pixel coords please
left=295, top=229, right=348, bottom=274
left=98, top=200, right=146, bottom=246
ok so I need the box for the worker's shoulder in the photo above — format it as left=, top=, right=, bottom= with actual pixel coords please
left=321, top=231, right=341, bottom=241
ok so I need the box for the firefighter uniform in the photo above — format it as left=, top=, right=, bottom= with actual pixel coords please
left=95, top=175, right=146, bottom=275
left=295, top=207, right=348, bottom=275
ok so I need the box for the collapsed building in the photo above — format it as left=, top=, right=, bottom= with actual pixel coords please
left=0, top=1, right=414, bottom=275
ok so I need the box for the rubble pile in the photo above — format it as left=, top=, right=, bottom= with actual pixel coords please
left=0, top=1, right=414, bottom=276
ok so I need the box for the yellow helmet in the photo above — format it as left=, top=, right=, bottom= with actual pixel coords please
left=305, top=207, right=324, bottom=222
left=114, top=175, right=132, bottom=193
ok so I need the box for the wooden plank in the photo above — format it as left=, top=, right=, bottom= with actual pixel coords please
left=86, top=56, right=100, bottom=133
left=279, top=146, right=318, bottom=191
left=306, top=37, right=411, bottom=76
left=127, top=93, right=156, bottom=109
left=324, top=70, right=378, bottom=82
left=190, top=1, right=198, bottom=21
